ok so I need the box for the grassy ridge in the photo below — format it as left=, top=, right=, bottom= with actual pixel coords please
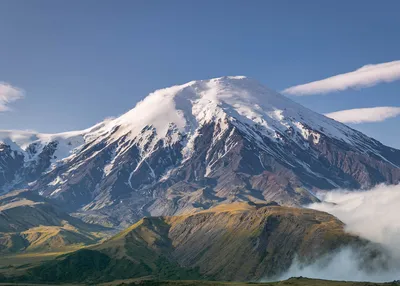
left=0, top=203, right=366, bottom=284
left=0, top=203, right=389, bottom=285
left=0, top=277, right=397, bottom=286
left=109, top=278, right=400, bottom=286
left=0, top=190, right=110, bottom=255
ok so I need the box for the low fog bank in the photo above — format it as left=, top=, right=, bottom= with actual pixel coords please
left=278, top=184, right=400, bottom=282
left=310, top=184, right=400, bottom=257
left=279, top=247, right=399, bottom=282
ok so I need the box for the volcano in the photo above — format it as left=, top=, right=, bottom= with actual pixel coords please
left=1, top=76, right=399, bottom=227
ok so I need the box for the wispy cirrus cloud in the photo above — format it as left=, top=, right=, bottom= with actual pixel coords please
left=325, top=106, right=400, bottom=124
left=0, top=82, right=25, bottom=112
left=283, top=60, right=400, bottom=96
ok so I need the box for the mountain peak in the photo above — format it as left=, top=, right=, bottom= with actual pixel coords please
left=1, top=77, right=400, bottom=226
left=0, top=76, right=377, bottom=166
left=105, top=75, right=359, bottom=149
left=114, top=76, right=291, bottom=132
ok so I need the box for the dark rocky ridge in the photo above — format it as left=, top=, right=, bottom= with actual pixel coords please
left=32, top=119, right=400, bottom=228
left=0, top=141, right=58, bottom=192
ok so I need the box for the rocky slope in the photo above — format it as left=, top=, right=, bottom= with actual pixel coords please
left=1, top=76, right=400, bottom=227
left=7, top=203, right=379, bottom=284
left=0, top=190, right=107, bottom=254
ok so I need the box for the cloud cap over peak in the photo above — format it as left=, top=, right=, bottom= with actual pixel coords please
left=283, top=60, right=400, bottom=96
left=0, top=82, right=25, bottom=112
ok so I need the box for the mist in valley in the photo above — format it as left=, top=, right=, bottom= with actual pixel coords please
left=276, top=184, right=400, bottom=282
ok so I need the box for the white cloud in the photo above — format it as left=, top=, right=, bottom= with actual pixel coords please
left=0, top=82, right=24, bottom=112
left=277, top=184, right=400, bottom=282
left=279, top=248, right=399, bottom=282
left=283, top=60, right=400, bottom=96
left=325, top=106, right=400, bottom=124
left=309, top=185, right=400, bottom=258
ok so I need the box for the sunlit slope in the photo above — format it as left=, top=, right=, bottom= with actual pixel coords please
left=10, top=203, right=364, bottom=284
left=0, top=190, right=107, bottom=254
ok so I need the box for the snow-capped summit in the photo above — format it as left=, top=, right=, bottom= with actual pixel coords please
left=94, top=75, right=361, bottom=145
left=1, top=76, right=399, bottom=227
left=0, top=76, right=386, bottom=165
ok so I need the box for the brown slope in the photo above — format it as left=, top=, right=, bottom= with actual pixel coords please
left=0, top=190, right=109, bottom=254
left=165, top=203, right=356, bottom=280
left=17, top=203, right=367, bottom=283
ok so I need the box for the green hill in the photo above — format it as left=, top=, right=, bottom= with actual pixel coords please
left=0, top=190, right=109, bottom=255
left=3, top=202, right=374, bottom=284
left=108, top=277, right=400, bottom=286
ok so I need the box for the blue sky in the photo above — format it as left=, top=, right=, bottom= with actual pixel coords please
left=1, top=0, right=400, bottom=147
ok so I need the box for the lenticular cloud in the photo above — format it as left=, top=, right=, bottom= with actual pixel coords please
left=283, top=60, right=400, bottom=96
left=325, top=106, right=400, bottom=124
left=0, top=82, right=24, bottom=112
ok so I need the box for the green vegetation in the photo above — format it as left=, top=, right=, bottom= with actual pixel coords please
left=117, top=278, right=400, bottom=286
left=0, top=277, right=398, bottom=286
left=0, top=203, right=366, bottom=284
left=0, top=249, right=203, bottom=284
left=0, top=190, right=110, bottom=256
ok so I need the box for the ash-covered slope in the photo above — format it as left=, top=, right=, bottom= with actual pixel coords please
left=1, top=76, right=400, bottom=226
